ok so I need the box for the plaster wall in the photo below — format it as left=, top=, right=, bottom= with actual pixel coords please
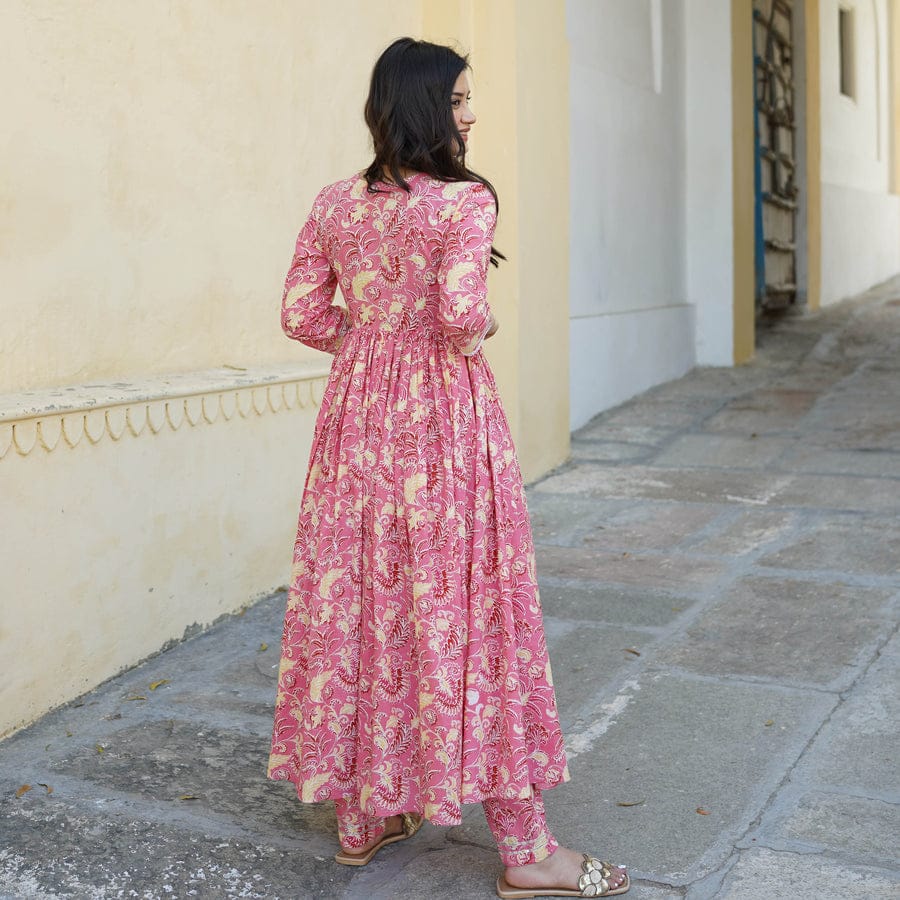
left=819, top=0, right=900, bottom=303
left=513, top=2, right=572, bottom=475
left=0, top=1, right=419, bottom=736
left=424, top=0, right=572, bottom=477
left=0, top=367, right=326, bottom=738
left=821, top=181, right=900, bottom=301
left=0, top=1, right=421, bottom=394
left=567, top=0, right=694, bottom=430
left=569, top=304, right=694, bottom=419
left=685, top=0, right=744, bottom=367
left=1, top=0, right=573, bottom=736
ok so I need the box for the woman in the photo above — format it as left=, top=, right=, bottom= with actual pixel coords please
left=268, top=37, right=629, bottom=899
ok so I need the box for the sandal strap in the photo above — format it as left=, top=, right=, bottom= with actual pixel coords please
left=577, top=854, right=618, bottom=897
left=400, top=812, right=422, bottom=837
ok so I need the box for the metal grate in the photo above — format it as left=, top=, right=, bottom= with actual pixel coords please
left=753, top=0, right=798, bottom=310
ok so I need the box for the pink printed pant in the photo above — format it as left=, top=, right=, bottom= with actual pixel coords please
left=335, top=789, right=559, bottom=867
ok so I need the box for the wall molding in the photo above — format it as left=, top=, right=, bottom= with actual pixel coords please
left=0, top=364, right=330, bottom=459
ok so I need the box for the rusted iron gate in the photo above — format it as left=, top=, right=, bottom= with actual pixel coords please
left=753, top=0, right=797, bottom=310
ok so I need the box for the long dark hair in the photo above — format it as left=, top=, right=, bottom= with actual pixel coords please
left=363, top=37, right=505, bottom=265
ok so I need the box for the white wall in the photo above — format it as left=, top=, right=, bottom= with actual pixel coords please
left=685, top=0, right=738, bottom=365
left=567, top=0, right=695, bottom=430
left=820, top=0, right=900, bottom=303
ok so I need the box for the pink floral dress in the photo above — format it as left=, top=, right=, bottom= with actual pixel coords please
left=267, top=172, right=569, bottom=825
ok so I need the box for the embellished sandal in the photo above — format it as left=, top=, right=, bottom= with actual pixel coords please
left=333, top=812, right=424, bottom=866
left=495, top=854, right=630, bottom=898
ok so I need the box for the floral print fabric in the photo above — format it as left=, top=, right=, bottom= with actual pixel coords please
left=268, top=173, right=569, bottom=826
left=484, top=789, right=559, bottom=866
left=335, top=791, right=558, bottom=867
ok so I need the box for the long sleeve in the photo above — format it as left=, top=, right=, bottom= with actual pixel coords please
left=281, top=196, right=351, bottom=354
left=436, top=184, right=497, bottom=356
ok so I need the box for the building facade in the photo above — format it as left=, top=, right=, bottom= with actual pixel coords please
left=569, top=0, right=900, bottom=427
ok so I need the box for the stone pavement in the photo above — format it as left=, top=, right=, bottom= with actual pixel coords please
left=2, top=280, right=899, bottom=900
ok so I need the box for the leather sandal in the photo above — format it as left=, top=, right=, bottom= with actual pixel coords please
left=495, top=854, right=630, bottom=898
left=333, top=812, right=423, bottom=866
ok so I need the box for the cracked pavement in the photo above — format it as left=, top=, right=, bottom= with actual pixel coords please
left=1, top=279, right=899, bottom=898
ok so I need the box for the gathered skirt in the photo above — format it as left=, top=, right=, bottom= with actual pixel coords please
left=267, top=324, right=569, bottom=825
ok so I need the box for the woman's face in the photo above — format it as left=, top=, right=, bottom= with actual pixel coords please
left=451, top=71, right=475, bottom=145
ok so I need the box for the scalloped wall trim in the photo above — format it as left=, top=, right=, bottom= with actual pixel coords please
left=0, top=365, right=330, bottom=459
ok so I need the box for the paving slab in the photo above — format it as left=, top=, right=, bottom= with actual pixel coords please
left=653, top=435, right=791, bottom=470
left=702, top=390, right=821, bottom=435
left=543, top=621, right=651, bottom=731
left=642, top=366, right=776, bottom=401
left=539, top=579, right=692, bottom=628
left=0, top=792, right=350, bottom=900
left=539, top=673, right=833, bottom=885
left=596, top=402, right=716, bottom=431
left=575, top=421, right=681, bottom=447
left=685, top=509, right=797, bottom=557
left=758, top=790, right=900, bottom=869
left=571, top=440, right=659, bottom=463
left=658, top=576, right=892, bottom=689
left=803, top=396, right=900, bottom=434
left=758, top=517, right=900, bottom=577
left=534, top=465, right=791, bottom=508
left=43, top=720, right=318, bottom=839
left=767, top=361, right=857, bottom=392
left=711, top=847, right=900, bottom=899
left=360, top=825, right=684, bottom=900
left=790, top=630, right=900, bottom=798
left=534, top=544, right=729, bottom=592
left=351, top=836, right=500, bottom=900
left=801, top=378, right=900, bottom=433
left=778, top=444, right=900, bottom=477
left=770, top=472, right=900, bottom=512
left=527, top=494, right=628, bottom=546
left=828, top=311, right=900, bottom=360
left=799, top=419, right=900, bottom=451
left=756, top=321, right=829, bottom=361
left=577, top=504, right=725, bottom=553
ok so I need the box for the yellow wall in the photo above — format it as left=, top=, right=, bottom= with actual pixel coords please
left=1, top=0, right=569, bottom=465
left=424, top=0, right=571, bottom=478
left=0, top=368, right=326, bottom=738
left=0, top=0, right=420, bottom=394
left=514, top=1, right=571, bottom=477
left=423, top=0, right=521, bottom=442
left=0, top=0, right=572, bottom=737
left=805, top=0, right=822, bottom=310
left=0, top=1, right=423, bottom=738
left=731, top=0, right=755, bottom=364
